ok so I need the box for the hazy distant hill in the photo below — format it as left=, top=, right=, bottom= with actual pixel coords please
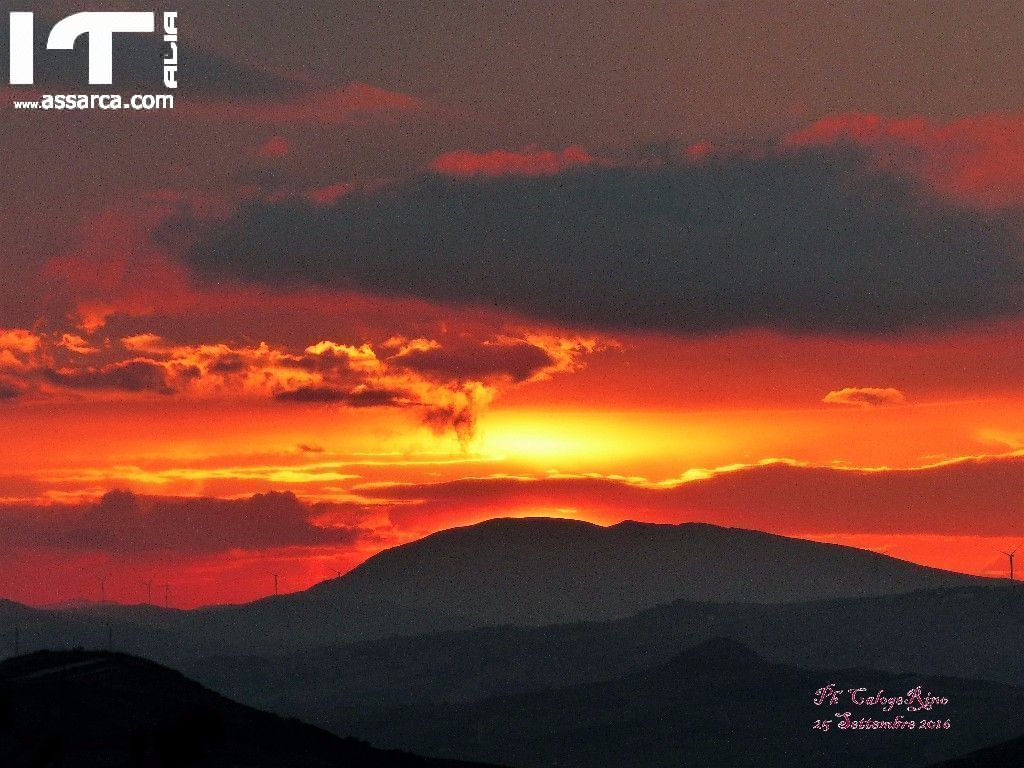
left=188, top=585, right=1024, bottom=720
left=0, top=599, right=189, bottom=662
left=326, top=638, right=1024, bottom=768
left=0, top=649, right=499, bottom=768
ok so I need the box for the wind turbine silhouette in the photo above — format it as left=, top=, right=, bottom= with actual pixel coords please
left=142, top=579, right=153, bottom=605
left=98, top=575, right=107, bottom=603
left=1001, top=547, right=1018, bottom=581
left=271, top=573, right=279, bottom=596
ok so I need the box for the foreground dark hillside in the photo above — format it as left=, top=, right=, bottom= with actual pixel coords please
left=328, top=638, right=1024, bottom=768
left=0, top=650, right=500, bottom=768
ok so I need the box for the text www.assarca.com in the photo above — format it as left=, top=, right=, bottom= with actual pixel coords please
left=12, top=93, right=174, bottom=110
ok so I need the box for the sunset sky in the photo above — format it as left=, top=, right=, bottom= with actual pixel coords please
left=0, top=1, right=1021, bottom=606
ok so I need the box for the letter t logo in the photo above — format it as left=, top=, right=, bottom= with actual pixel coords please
left=47, top=12, right=155, bottom=85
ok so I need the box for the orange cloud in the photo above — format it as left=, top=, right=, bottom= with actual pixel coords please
left=1, top=325, right=603, bottom=448
left=373, top=454, right=1024, bottom=536
left=0, top=329, right=41, bottom=355
left=822, top=387, right=906, bottom=408
left=0, top=329, right=42, bottom=371
left=57, top=333, right=99, bottom=355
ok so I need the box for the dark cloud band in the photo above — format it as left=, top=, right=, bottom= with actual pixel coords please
left=178, top=147, right=1024, bottom=335
left=0, top=490, right=359, bottom=555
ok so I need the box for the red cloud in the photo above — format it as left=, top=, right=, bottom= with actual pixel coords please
left=785, top=112, right=1024, bottom=209
left=256, top=136, right=291, bottom=158
left=0, top=377, right=24, bottom=399
left=391, top=340, right=557, bottom=382
left=182, top=83, right=429, bottom=125
left=428, top=145, right=598, bottom=177
left=42, top=208, right=196, bottom=332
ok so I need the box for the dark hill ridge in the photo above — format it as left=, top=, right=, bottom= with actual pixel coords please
left=314, top=518, right=982, bottom=616
left=168, top=517, right=985, bottom=654
left=0, top=518, right=990, bottom=658
left=328, top=637, right=1024, bottom=768
left=0, top=650, right=500, bottom=768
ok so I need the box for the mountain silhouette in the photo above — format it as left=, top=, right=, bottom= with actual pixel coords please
left=326, top=638, right=1024, bottom=768
left=310, top=518, right=981, bottom=615
left=177, top=518, right=983, bottom=653
left=2, top=519, right=985, bottom=659
left=0, top=649, right=500, bottom=768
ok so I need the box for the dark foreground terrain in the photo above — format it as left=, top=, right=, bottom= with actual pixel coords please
left=927, top=734, right=1024, bottom=767
left=0, top=650, right=501, bottom=768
